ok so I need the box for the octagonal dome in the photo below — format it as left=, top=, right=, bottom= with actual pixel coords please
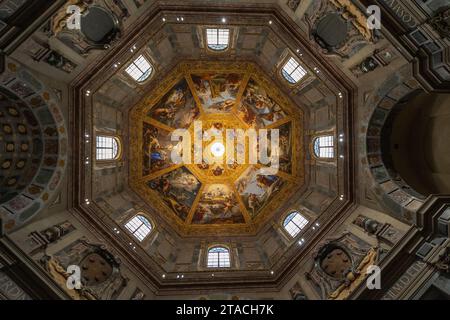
left=130, top=61, right=304, bottom=236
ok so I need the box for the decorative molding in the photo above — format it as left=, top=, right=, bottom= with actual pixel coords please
left=305, top=232, right=378, bottom=300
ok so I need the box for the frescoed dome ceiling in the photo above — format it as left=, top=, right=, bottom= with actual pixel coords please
left=63, top=2, right=354, bottom=290
left=130, top=61, right=304, bottom=235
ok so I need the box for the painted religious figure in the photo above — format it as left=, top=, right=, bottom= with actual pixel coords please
left=238, top=78, right=286, bottom=128
left=276, top=122, right=293, bottom=174
left=191, top=73, right=242, bottom=113
left=147, top=79, right=199, bottom=129
left=235, top=167, right=284, bottom=217
left=142, top=123, right=179, bottom=175
left=148, top=167, right=201, bottom=221
left=192, top=184, right=245, bottom=224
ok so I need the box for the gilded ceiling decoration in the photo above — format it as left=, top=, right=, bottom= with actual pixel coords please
left=130, top=61, right=304, bottom=236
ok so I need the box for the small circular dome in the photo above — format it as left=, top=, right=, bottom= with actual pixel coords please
left=0, top=88, right=43, bottom=204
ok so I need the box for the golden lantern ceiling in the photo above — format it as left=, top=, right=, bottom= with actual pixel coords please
left=130, top=61, right=304, bottom=235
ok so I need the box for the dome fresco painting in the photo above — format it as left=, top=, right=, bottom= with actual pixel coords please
left=0, top=0, right=449, bottom=306
left=130, top=62, right=303, bottom=234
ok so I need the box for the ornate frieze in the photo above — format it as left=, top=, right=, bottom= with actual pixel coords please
left=378, top=0, right=419, bottom=30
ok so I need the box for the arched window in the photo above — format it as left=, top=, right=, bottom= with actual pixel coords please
left=282, top=57, right=307, bottom=84
left=125, top=215, right=152, bottom=242
left=313, top=135, right=334, bottom=158
left=207, top=246, right=230, bottom=268
left=206, top=28, right=230, bottom=51
left=96, top=135, right=120, bottom=160
left=283, top=211, right=308, bottom=238
left=125, top=54, right=153, bottom=82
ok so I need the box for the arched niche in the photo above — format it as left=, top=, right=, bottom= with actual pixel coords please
left=0, top=60, right=67, bottom=232
left=366, top=78, right=450, bottom=223
left=384, top=91, right=450, bottom=195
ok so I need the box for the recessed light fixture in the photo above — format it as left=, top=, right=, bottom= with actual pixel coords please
left=221, top=17, right=227, bottom=23
left=269, top=20, right=273, bottom=25
left=162, top=17, right=166, bottom=22
left=162, top=274, right=166, bottom=278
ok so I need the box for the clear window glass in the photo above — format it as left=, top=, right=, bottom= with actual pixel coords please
left=206, top=28, right=230, bottom=51
left=96, top=135, right=119, bottom=160
left=125, top=215, right=153, bottom=242
left=207, top=246, right=231, bottom=268
left=125, top=55, right=153, bottom=82
left=313, top=135, right=334, bottom=158
left=283, top=211, right=308, bottom=238
left=282, top=57, right=307, bottom=84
